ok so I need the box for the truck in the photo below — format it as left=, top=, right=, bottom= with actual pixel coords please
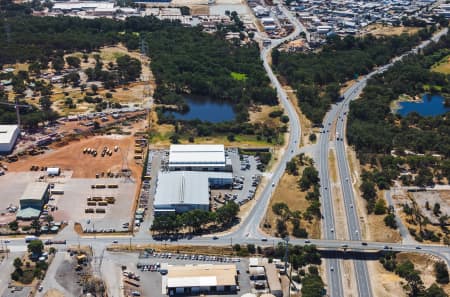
left=44, top=239, right=66, bottom=245
left=25, top=235, right=38, bottom=243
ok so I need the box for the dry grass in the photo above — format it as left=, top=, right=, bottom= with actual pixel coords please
left=190, top=5, right=209, bottom=15
left=396, top=253, right=450, bottom=294
left=368, top=260, right=405, bottom=297
left=44, top=289, right=65, bottom=297
left=432, top=55, right=450, bottom=74
left=283, top=85, right=314, bottom=147
left=362, top=24, right=421, bottom=37
left=263, top=173, right=320, bottom=239
left=366, top=214, right=401, bottom=242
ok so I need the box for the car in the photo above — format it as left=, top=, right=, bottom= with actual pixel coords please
left=350, top=204, right=353, bottom=208
left=384, top=245, right=390, bottom=249
left=212, top=236, right=219, bottom=240
left=341, top=244, right=348, bottom=248
left=38, top=286, right=43, bottom=292
left=305, top=240, right=311, bottom=243
left=361, top=242, right=368, bottom=246
left=415, top=246, right=422, bottom=249
left=4, top=240, right=10, bottom=243
left=272, top=182, right=275, bottom=187
left=112, top=240, right=118, bottom=243
left=330, top=228, right=334, bottom=233
left=330, top=266, right=334, bottom=271
left=261, top=238, right=268, bottom=242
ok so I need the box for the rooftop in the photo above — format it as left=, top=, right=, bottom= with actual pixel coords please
left=169, top=144, right=225, bottom=166
left=21, top=182, right=49, bottom=201
left=154, top=171, right=232, bottom=207
left=167, top=264, right=237, bottom=288
left=16, top=207, right=41, bottom=219
left=0, top=125, right=18, bottom=144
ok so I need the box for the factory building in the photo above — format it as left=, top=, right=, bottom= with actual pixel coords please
left=164, top=264, right=238, bottom=296
left=168, top=144, right=232, bottom=172
left=0, top=125, right=19, bottom=154
left=16, top=182, right=50, bottom=220
left=154, top=171, right=232, bottom=214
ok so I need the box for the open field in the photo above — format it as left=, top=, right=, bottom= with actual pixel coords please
left=263, top=172, right=320, bottom=239
left=368, top=260, right=405, bottom=297
left=432, top=54, right=450, bottom=74
left=361, top=24, right=421, bottom=37
left=8, top=134, right=142, bottom=179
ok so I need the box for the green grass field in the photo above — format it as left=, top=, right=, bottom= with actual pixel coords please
left=230, top=72, right=247, bottom=81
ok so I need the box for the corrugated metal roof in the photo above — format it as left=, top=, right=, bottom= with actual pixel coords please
left=0, top=125, right=18, bottom=144
left=167, top=264, right=237, bottom=288
left=154, top=171, right=232, bottom=208
left=21, top=183, right=49, bottom=201
left=169, top=144, right=225, bottom=166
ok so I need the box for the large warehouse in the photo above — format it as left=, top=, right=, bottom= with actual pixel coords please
left=164, top=264, right=238, bottom=296
left=0, top=125, right=19, bottom=154
left=16, top=182, right=50, bottom=220
left=168, top=144, right=232, bottom=172
left=154, top=171, right=232, bottom=214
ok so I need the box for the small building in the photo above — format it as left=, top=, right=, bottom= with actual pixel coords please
left=0, top=125, right=19, bottom=154
left=47, top=167, right=61, bottom=176
left=168, top=144, right=231, bottom=172
left=16, top=183, right=50, bottom=220
left=165, top=264, right=238, bottom=295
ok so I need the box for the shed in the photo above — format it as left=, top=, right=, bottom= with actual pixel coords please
left=47, top=167, right=61, bottom=176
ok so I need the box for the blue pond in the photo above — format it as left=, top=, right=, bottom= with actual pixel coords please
left=163, top=96, right=235, bottom=123
left=397, top=94, right=450, bottom=117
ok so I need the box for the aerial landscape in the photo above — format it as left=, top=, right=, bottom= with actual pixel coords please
left=0, top=0, right=450, bottom=296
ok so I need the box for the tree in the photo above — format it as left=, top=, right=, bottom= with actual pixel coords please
left=384, top=213, right=398, bottom=229
left=39, top=96, right=52, bottom=111
left=286, top=159, right=298, bottom=175
left=66, top=56, right=81, bottom=68
left=30, top=219, right=41, bottom=231
left=9, top=220, right=19, bottom=231
left=27, top=240, right=43, bottom=255
left=216, top=201, right=239, bottom=226
left=90, top=84, right=98, bottom=95
left=247, top=244, right=256, bottom=254
left=299, top=166, right=320, bottom=191
left=433, top=203, right=441, bottom=217
left=52, top=56, right=65, bottom=72
left=301, top=273, right=325, bottom=297
left=13, top=258, right=22, bottom=270
left=116, top=55, right=142, bottom=83
left=424, top=283, right=447, bottom=297
left=374, top=199, right=387, bottom=215
left=435, top=262, right=449, bottom=284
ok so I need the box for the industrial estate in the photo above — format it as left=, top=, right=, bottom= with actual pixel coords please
left=0, top=0, right=450, bottom=297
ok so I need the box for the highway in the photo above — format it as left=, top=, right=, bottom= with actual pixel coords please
left=323, top=26, right=449, bottom=297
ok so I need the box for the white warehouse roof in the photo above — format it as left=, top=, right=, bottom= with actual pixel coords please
left=167, top=264, right=237, bottom=288
left=0, top=125, right=18, bottom=145
left=169, top=144, right=225, bottom=166
left=21, top=182, right=49, bottom=201
left=53, top=2, right=115, bottom=10
left=154, top=171, right=232, bottom=210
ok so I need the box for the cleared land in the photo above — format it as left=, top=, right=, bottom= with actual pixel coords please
left=8, top=134, right=142, bottom=179
left=263, top=172, right=320, bottom=239
left=362, top=24, right=420, bottom=37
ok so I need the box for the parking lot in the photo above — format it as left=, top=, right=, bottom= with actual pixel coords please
left=102, top=251, right=252, bottom=297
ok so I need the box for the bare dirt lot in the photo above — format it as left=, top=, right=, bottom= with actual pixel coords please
left=9, top=134, right=143, bottom=179
left=362, top=24, right=420, bottom=37
left=368, top=260, right=405, bottom=297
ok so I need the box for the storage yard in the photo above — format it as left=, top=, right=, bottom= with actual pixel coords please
left=8, top=135, right=142, bottom=179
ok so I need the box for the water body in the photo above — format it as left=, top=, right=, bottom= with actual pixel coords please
left=397, top=94, right=450, bottom=117
left=163, top=96, right=235, bottom=123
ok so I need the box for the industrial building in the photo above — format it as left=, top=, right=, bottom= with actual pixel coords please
left=168, top=144, right=232, bottom=172
left=0, top=125, right=19, bottom=154
left=164, top=264, right=238, bottom=295
left=16, top=182, right=50, bottom=220
left=248, top=258, right=283, bottom=297
left=154, top=171, right=232, bottom=214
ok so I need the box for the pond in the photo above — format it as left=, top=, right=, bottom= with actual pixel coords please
left=163, top=96, right=236, bottom=123
left=397, top=94, right=450, bottom=117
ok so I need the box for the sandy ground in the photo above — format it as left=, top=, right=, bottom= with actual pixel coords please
left=361, top=24, right=420, bottom=37
left=432, top=54, right=450, bottom=74
left=8, top=134, right=143, bottom=179
left=368, top=260, right=405, bottom=297
left=262, top=172, right=321, bottom=239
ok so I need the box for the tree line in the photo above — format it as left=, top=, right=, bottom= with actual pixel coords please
left=273, top=28, right=436, bottom=123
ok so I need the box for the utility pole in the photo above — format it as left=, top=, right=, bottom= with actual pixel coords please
left=284, top=236, right=289, bottom=275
